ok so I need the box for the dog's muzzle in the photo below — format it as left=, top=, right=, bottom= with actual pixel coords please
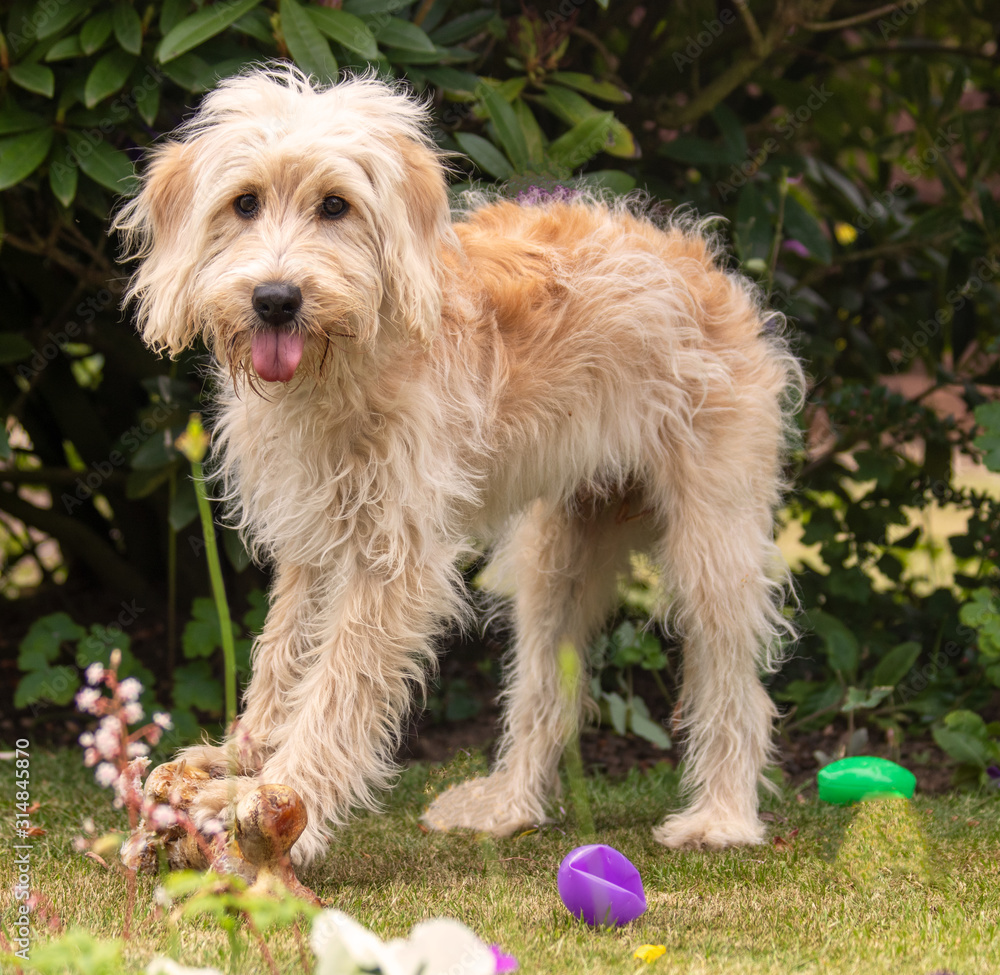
left=251, top=282, right=305, bottom=383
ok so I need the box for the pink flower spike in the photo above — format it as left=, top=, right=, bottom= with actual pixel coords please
left=490, top=946, right=519, bottom=973
left=94, top=718, right=121, bottom=759
left=85, top=662, right=105, bottom=685
left=118, top=678, right=143, bottom=702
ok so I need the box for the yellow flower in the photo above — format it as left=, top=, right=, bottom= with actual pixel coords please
left=834, top=221, right=858, bottom=245
left=176, top=413, right=210, bottom=464
left=633, top=944, right=666, bottom=963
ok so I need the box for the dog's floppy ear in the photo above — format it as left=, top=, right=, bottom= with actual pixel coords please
left=113, top=140, right=202, bottom=356
left=380, top=136, right=450, bottom=347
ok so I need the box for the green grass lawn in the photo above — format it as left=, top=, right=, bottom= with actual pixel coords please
left=3, top=748, right=999, bottom=974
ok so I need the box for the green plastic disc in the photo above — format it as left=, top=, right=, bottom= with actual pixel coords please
left=816, top=756, right=916, bottom=806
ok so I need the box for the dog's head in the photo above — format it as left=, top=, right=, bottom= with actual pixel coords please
left=114, top=66, right=451, bottom=385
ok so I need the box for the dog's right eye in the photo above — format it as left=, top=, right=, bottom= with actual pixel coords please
left=234, top=194, right=260, bottom=218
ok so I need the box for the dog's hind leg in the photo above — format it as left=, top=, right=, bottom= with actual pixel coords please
left=650, top=417, right=791, bottom=850
left=423, top=496, right=640, bottom=836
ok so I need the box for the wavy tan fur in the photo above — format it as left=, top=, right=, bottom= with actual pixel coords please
left=115, top=65, right=804, bottom=865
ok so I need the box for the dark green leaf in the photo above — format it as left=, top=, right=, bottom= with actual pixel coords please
left=49, top=140, right=78, bottom=207
left=281, top=0, right=338, bottom=82
left=19, top=613, right=87, bottom=669
left=343, top=0, right=411, bottom=14
left=32, top=0, right=89, bottom=41
left=0, top=127, right=54, bottom=189
left=841, top=685, right=891, bottom=712
left=453, top=131, right=512, bottom=180
left=135, top=81, right=159, bottom=127
left=375, top=17, right=435, bottom=53
left=0, top=102, right=46, bottom=136
left=307, top=6, right=379, bottom=59
left=628, top=710, right=671, bottom=748
left=169, top=476, right=199, bottom=531
left=546, top=112, right=613, bottom=170
left=45, top=35, right=84, bottom=61
left=604, top=690, right=627, bottom=735
left=805, top=608, right=859, bottom=678
left=430, top=9, right=496, bottom=45
left=9, top=64, right=55, bottom=98
left=783, top=195, right=832, bottom=264
left=173, top=661, right=223, bottom=712
left=157, top=0, right=262, bottom=63
left=80, top=11, right=114, bottom=54
left=547, top=72, right=630, bottom=104
left=66, top=130, right=137, bottom=193
left=0, top=427, right=10, bottom=461
left=419, top=66, right=479, bottom=95
left=579, top=169, right=636, bottom=194
left=871, top=641, right=921, bottom=689
left=535, top=86, right=637, bottom=159
left=15, top=666, right=80, bottom=708
left=223, top=524, right=251, bottom=572
left=0, top=333, right=34, bottom=363
left=113, top=1, right=143, bottom=55
left=84, top=49, right=137, bottom=107
left=479, top=84, right=528, bottom=172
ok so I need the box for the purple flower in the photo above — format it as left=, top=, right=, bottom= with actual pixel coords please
left=782, top=239, right=810, bottom=258
left=987, top=765, right=1000, bottom=784
left=491, top=945, right=518, bottom=973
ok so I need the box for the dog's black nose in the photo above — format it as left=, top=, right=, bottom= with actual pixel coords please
left=252, top=282, right=302, bottom=327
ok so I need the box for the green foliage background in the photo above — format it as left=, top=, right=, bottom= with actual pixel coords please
left=2, top=0, right=1000, bottom=775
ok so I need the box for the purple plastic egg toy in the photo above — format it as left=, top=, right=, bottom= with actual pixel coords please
left=557, top=844, right=646, bottom=927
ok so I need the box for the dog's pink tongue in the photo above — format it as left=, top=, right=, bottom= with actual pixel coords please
left=251, top=331, right=306, bottom=383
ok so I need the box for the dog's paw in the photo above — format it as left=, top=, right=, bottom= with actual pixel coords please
left=653, top=810, right=766, bottom=850
left=186, top=776, right=260, bottom=834
left=422, top=775, right=545, bottom=836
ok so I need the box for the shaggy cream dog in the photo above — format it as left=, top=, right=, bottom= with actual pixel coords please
left=115, top=65, right=802, bottom=866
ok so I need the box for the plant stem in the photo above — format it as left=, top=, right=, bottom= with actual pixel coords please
left=191, top=459, right=237, bottom=728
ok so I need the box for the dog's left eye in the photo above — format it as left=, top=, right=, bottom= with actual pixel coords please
left=320, top=196, right=349, bottom=220
left=235, top=194, right=260, bottom=218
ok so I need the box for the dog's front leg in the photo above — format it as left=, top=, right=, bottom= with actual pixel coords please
left=250, top=552, right=457, bottom=866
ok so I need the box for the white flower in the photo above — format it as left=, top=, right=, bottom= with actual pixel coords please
left=83, top=748, right=98, bottom=768
left=153, top=712, right=173, bottom=730
left=123, top=702, right=144, bottom=724
left=79, top=732, right=95, bottom=747
left=127, top=741, right=150, bottom=758
left=146, top=959, right=223, bottom=975
left=118, top=677, right=143, bottom=702
left=75, top=687, right=102, bottom=714
left=85, top=662, right=105, bottom=685
left=148, top=804, right=179, bottom=830
left=311, top=911, right=495, bottom=975
left=94, top=717, right=121, bottom=759
left=95, top=763, right=119, bottom=787
left=200, top=818, right=226, bottom=837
